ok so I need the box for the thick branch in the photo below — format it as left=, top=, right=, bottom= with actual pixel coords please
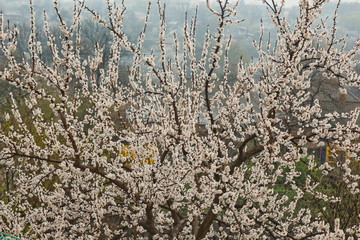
left=3, top=152, right=61, bottom=164
left=195, top=205, right=216, bottom=240
left=139, top=203, right=159, bottom=236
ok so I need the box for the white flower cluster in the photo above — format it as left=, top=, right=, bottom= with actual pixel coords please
left=0, top=0, right=359, bottom=239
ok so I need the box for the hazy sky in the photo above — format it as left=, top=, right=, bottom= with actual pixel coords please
left=1, top=0, right=360, bottom=12
left=3, top=0, right=360, bottom=4
left=245, top=0, right=360, bottom=7
left=2, top=0, right=360, bottom=7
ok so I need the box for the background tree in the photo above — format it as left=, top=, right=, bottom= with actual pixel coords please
left=0, top=0, right=359, bottom=239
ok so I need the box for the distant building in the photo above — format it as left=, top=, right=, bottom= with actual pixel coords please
left=3, top=12, right=26, bottom=24
left=311, top=75, right=360, bottom=125
left=306, top=74, right=360, bottom=164
left=164, top=0, right=199, bottom=9
left=127, top=0, right=199, bottom=10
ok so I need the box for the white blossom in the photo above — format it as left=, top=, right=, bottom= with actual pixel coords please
left=0, top=0, right=359, bottom=239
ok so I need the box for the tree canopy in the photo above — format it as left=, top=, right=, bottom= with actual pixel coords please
left=0, top=0, right=360, bottom=239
